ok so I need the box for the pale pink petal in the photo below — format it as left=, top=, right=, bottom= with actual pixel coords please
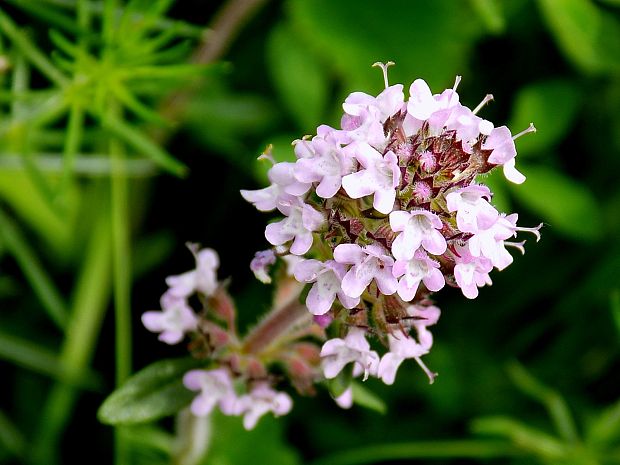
left=378, top=352, right=404, bottom=385
left=341, top=170, right=375, bottom=198
left=423, top=268, right=445, bottom=292
left=141, top=311, right=165, bottom=332
left=333, top=244, right=365, bottom=264
left=502, top=158, right=526, bottom=184
left=373, top=187, right=396, bottom=214
left=306, top=282, right=336, bottom=315
left=293, top=259, right=324, bottom=282
left=316, top=175, right=342, bottom=199
left=290, top=231, right=313, bottom=255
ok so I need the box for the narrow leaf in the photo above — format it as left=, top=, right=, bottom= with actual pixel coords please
left=99, top=113, right=187, bottom=176
left=506, top=361, right=578, bottom=443
left=351, top=381, right=386, bottom=414
left=0, top=208, right=68, bottom=329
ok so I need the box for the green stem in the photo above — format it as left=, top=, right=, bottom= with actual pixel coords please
left=0, top=207, right=68, bottom=329
left=55, top=103, right=84, bottom=200
left=108, top=105, right=132, bottom=465
left=31, top=196, right=112, bottom=465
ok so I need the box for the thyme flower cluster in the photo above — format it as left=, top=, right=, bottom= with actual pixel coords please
left=242, top=63, right=541, bottom=388
left=142, top=64, right=541, bottom=428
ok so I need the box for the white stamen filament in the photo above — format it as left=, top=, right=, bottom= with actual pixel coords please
left=512, top=123, right=537, bottom=140
left=473, top=94, right=494, bottom=115
left=372, top=61, right=395, bottom=89
left=415, top=356, right=437, bottom=384
left=505, top=241, right=526, bottom=255
left=515, top=223, right=543, bottom=242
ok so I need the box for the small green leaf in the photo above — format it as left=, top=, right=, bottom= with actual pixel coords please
left=509, top=79, right=581, bottom=157
left=472, top=416, right=566, bottom=458
left=326, top=365, right=353, bottom=399
left=98, top=358, right=202, bottom=425
left=351, top=381, right=386, bottom=414
left=510, top=164, right=603, bottom=241
left=267, top=23, right=329, bottom=132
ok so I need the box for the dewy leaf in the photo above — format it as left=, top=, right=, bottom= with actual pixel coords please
left=97, top=358, right=202, bottom=425
left=509, top=164, right=603, bottom=241
left=267, top=23, right=329, bottom=132
left=509, top=79, right=581, bottom=157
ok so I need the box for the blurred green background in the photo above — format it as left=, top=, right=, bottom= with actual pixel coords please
left=0, top=0, right=619, bottom=464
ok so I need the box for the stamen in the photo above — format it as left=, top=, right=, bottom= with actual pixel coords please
left=447, top=75, right=462, bottom=106
left=472, top=94, right=494, bottom=115
left=512, top=123, right=537, bottom=140
left=372, top=61, right=395, bottom=89
left=257, top=143, right=275, bottom=165
left=452, top=75, right=462, bottom=93
left=414, top=357, right=438, bottom=384
left=505, top=240, right=526, bottom=255
left=515, top=223, right=543, bottom=242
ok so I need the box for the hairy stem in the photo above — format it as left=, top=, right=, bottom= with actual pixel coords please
left=241, top=287, right=311, bottom=355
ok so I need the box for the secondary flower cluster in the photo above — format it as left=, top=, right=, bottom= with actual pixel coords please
left=242, top=64, right=541, bottom=390
left=141, top=244, right=316, bottom=430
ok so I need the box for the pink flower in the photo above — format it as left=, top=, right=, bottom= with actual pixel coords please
left=341, top=142, right=401, bottom=214
left=320, top=328, right=380, bottom=380
left=378, top=333, right=428, bottom=385
left=264, top=199, right=325, bottom=255
left=293, top=133, right=356, bottom=199
left=141, top=299, right=197, bottom=344
left=234, top=383, right=293, bottom=430
left=392, top=250, right=445, bottom=301
left=389, top=210, right=447, bottom=260
left=446, top=185, right=499, bottom=234
left=341, top=85, right=404, bottom=149
left=165, top=246, right=220, bottom=298
left=482, top=126, right=526, bottom=184
left=183, top=368, right=239, bottom=417
left=453, top=245, right=493, bottom=299
left=378, top=304, right=441, bottom=384
left=241, top=162, right=311, bottom=212
left=293, top=259, right=359, bottom=315
left=250, top=249, right=277, bottom=284
left=334, top=243, right=397, bottom=299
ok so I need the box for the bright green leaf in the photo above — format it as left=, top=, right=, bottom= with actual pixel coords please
left=509, top=79, right=581, bottom=157
left=351, top=381, right=387, bottom=414
left=510, top=164, right=603, bottom=241
left=267, top=23, right=329, bottom=132
left=537, top=0, right=620, bottom=74
left=97, top=358, right=201, bottom=425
